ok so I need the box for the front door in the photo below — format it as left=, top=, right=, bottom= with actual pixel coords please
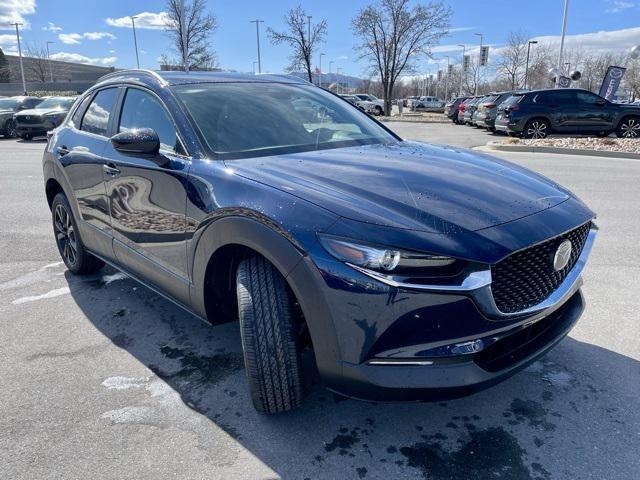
left=58, top=87, right=121, bottom=259
left=575, top=90, right=616, bottom=130
left=104, top=87, right=191, bottom=303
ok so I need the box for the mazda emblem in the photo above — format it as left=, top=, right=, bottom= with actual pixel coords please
left=553, top=240, right=572, bottom=271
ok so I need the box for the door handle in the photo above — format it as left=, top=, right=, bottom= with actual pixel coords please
left=56, top=146, right=69, bottom=156
left=103, top=163, right=121, bottom=177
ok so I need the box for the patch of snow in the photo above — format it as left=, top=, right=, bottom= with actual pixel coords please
left=12, top=287, right=70, bottom=305
left=101, top=406, right=153, bottom=423
left=102, top=272, right=128, bottom=285
left=0, top=262, right=64, bottom=291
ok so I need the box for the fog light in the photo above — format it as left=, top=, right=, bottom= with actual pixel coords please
left=451, top=339, right=484, bottom=355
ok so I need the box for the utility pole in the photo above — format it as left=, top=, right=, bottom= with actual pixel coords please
left=458, top=44, right=465, bottom=96
left=250, top=20, right=264, bottom=73
left=556, top=0, right=569, bottom=88
left=524, top=40, right=537, bottom=90
left=306, top=16, right=312, bottom=83
left=131, top=16, right=140, bottom=69
left=11, top=23, right=27, bottom=95
left=474, top=32, right=483, bottom=96
left=336, top=67, right=342, bottom=93
left=319, top=53, right=324, bottom=88
left=46, top=41, right=54, bottom=82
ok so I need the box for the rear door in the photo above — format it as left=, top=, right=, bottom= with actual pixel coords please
left=56, top=87, right=121, bottom=259
left=103, top=86, right=191, bottom=304
left=540, top=90, right=580, bottom=131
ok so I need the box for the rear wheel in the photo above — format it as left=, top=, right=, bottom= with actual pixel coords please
left=21, top=133, right=32, bottom=141
left=51, top=193, right=104, bottom=275
left=236, top=256, right=304, bottom=414
left=523, top=118, right=550, bottom=139
left=616, top=116, right=640, bottom=138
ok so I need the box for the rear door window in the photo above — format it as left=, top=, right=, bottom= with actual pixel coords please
left=81, top=88, right=119, bottom=137
left=576, top=91, right=604, bottom=105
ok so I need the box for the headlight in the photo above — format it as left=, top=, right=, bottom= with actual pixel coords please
left=318, top=235, right=456, bottom=273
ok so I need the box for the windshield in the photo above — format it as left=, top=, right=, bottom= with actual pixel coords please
left=36, top=97, right=75, bottom=109
left=173, top=82, right=396, bottom=159
left=500, top=95, right=523, bottom=107
left=0, top=98, right=19, bottom=109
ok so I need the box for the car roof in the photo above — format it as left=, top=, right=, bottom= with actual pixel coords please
left=96, top=69, right=311, bottom=88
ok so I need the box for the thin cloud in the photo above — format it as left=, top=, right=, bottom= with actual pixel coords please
left=530, top=26, right=640, bottom=53
left=605, top=1, right=636, bottom=13
left=448, top=27, right=476, bottom=34
left=42, top=22, right=62, bottom=32
left=83, top=32, right=116, bottom=41
left=58, top=33, right=82, bottom=45
left=106, top=12, right=168, bottom=30
left=50, top=51, right=117, bottom=65
left=0, top=33, right=17, bottom=46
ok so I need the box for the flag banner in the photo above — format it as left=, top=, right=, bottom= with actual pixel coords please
left=598, top=66, right=626, bottom=101
left=480, top=46, right=490, bottom=66
left=463, top=55, right=470, bottom=72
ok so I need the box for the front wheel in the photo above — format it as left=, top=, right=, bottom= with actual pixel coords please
left=236, top=256, right=304, bottom=414
left=51, top=193, right=104, bottom=274
left=523, top=119, right=550, bottom=139
left=616, top=116, right=640, bottom=138
left=375, top=106, right=383, bottom=116
left=5, top=119, right=17, bottom=138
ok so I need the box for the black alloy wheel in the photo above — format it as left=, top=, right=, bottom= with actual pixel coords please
left=523, top=119, right=550, bottom=139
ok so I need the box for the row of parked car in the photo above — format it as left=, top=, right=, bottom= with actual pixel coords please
left=0, top=95, right=76, bottom=140
left=341, top=93, right=385, bottom=116
left=444, top=88, right=640, bottom=138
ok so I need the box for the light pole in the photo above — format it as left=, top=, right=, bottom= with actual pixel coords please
left=337, top=67, right=342, bottom=93
left=10, top=23, right=27, bottom=94
left=319, top=53, right=325, bottom=88
left=250, top=20, right=264, bottom=74
left=556, top=0, right=569, bottom=88
left=565, top=62, right=571, bottom=76
left=458, top=44, right=465, bottom=96
left=443, top=56, right=450, bottom=101
left=524, top=40, right=537, bottom=90
left=46, top=41, right=54, bottom=82
left=179, top=1, right=189, bottom=73
left=329, top=60, right=335, bottom=90
left=131, top=16, right=140, bottom=69
left=252, top=61, right=257, bottom=74
left=474, top=32, right=483, bottom=96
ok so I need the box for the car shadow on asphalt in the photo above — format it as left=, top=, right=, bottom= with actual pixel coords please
left=66, top=266, right=638, bottom=480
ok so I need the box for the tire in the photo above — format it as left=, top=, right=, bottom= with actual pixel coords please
left=51, top=193, right=104, bottom=275
left=21, top=134, right=32, bottom=141
left=5, top=119, right=17, bottom=138
left=375, top=106, right=383, bottom=116
left=595, top=131, right=611, bottom=138
left=523, top=118, right=550, bottom=139
left=615, top=116, right=640, bottom=138
left=236, top=256, right=304, bottom=414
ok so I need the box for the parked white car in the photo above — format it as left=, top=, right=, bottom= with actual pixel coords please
left=353, top=93, right=384, bottom=115
left=411, top=96, right=445, bottom=111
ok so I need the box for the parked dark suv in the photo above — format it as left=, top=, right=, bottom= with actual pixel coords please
left=495, top=88, right=640, bottom=138
left=14, top=96, right=76, bottom=140
left=43, top=70, right=596, bottom=413
left=474, top=91, right=519, bottom=131
left=0, top=96, right=43, bottom=138
left=444, top=96, right=468, bottom=124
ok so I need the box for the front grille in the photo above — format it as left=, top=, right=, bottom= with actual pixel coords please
left=16, top=115, right=42, bottom=124
left=491, top=222, right=591, bottom=313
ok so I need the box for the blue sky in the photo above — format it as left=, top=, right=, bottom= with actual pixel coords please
left=1, top=0, right=639, bottom=76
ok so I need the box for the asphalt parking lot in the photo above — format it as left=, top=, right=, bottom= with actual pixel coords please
left=1, top=124, right=639, bottom=480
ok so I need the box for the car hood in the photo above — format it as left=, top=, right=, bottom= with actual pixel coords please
left=226, top=141, right=571, bottom=233
left=16, top=108, right=66, bottom=116
left=0, top=109, right=15, bottom=118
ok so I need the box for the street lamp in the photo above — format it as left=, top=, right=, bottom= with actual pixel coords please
left=458, top=44, right=466, bottom=96
left=9, top=23, right=27, bottom=94
left=556, top=0, right=570, bottom=88
left=319, top=53, right=325, bottom=87
left=250, top=20, right=264, bottom=74
left=524, top=40, right=538, bottom=90
left=252, top=61, right=257, bottom=74
left=474, top=32, right=483, bottom=95
left=443, top=55, right=450, bottom=102
left=46, top=41, right=54, bottom=82
left=130, top=16, right=140, bottom=69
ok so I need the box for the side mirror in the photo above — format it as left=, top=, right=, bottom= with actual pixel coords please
left=111, top=128, right=160, bottom=156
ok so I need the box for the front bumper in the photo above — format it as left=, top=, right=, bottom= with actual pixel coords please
left=289, top=222, right=596, bottom=402
left=15, top=119, right=60, bottom=137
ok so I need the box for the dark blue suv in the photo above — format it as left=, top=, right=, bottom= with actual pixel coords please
left=43, top=71, right=596, bottom=413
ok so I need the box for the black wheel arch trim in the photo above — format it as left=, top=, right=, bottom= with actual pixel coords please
left=190, top=214, right=343, bottom=385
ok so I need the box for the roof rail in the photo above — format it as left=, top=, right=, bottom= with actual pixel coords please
left=97, top=69, right=167, bottom=86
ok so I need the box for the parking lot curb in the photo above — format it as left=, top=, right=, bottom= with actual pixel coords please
left=479, top=141, right=640, bottom=160
left=379, top=117, right=452, bottom=125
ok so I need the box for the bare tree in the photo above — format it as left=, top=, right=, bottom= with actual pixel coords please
left=495, top=31, right=528, bottom=90
left=164, top=0, right=218, bottom=71
left=352, top=0, right=451, bottom=115
left=25, top=44, right=50, bottom=83
left=267, top=6, right=327, bottom=83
